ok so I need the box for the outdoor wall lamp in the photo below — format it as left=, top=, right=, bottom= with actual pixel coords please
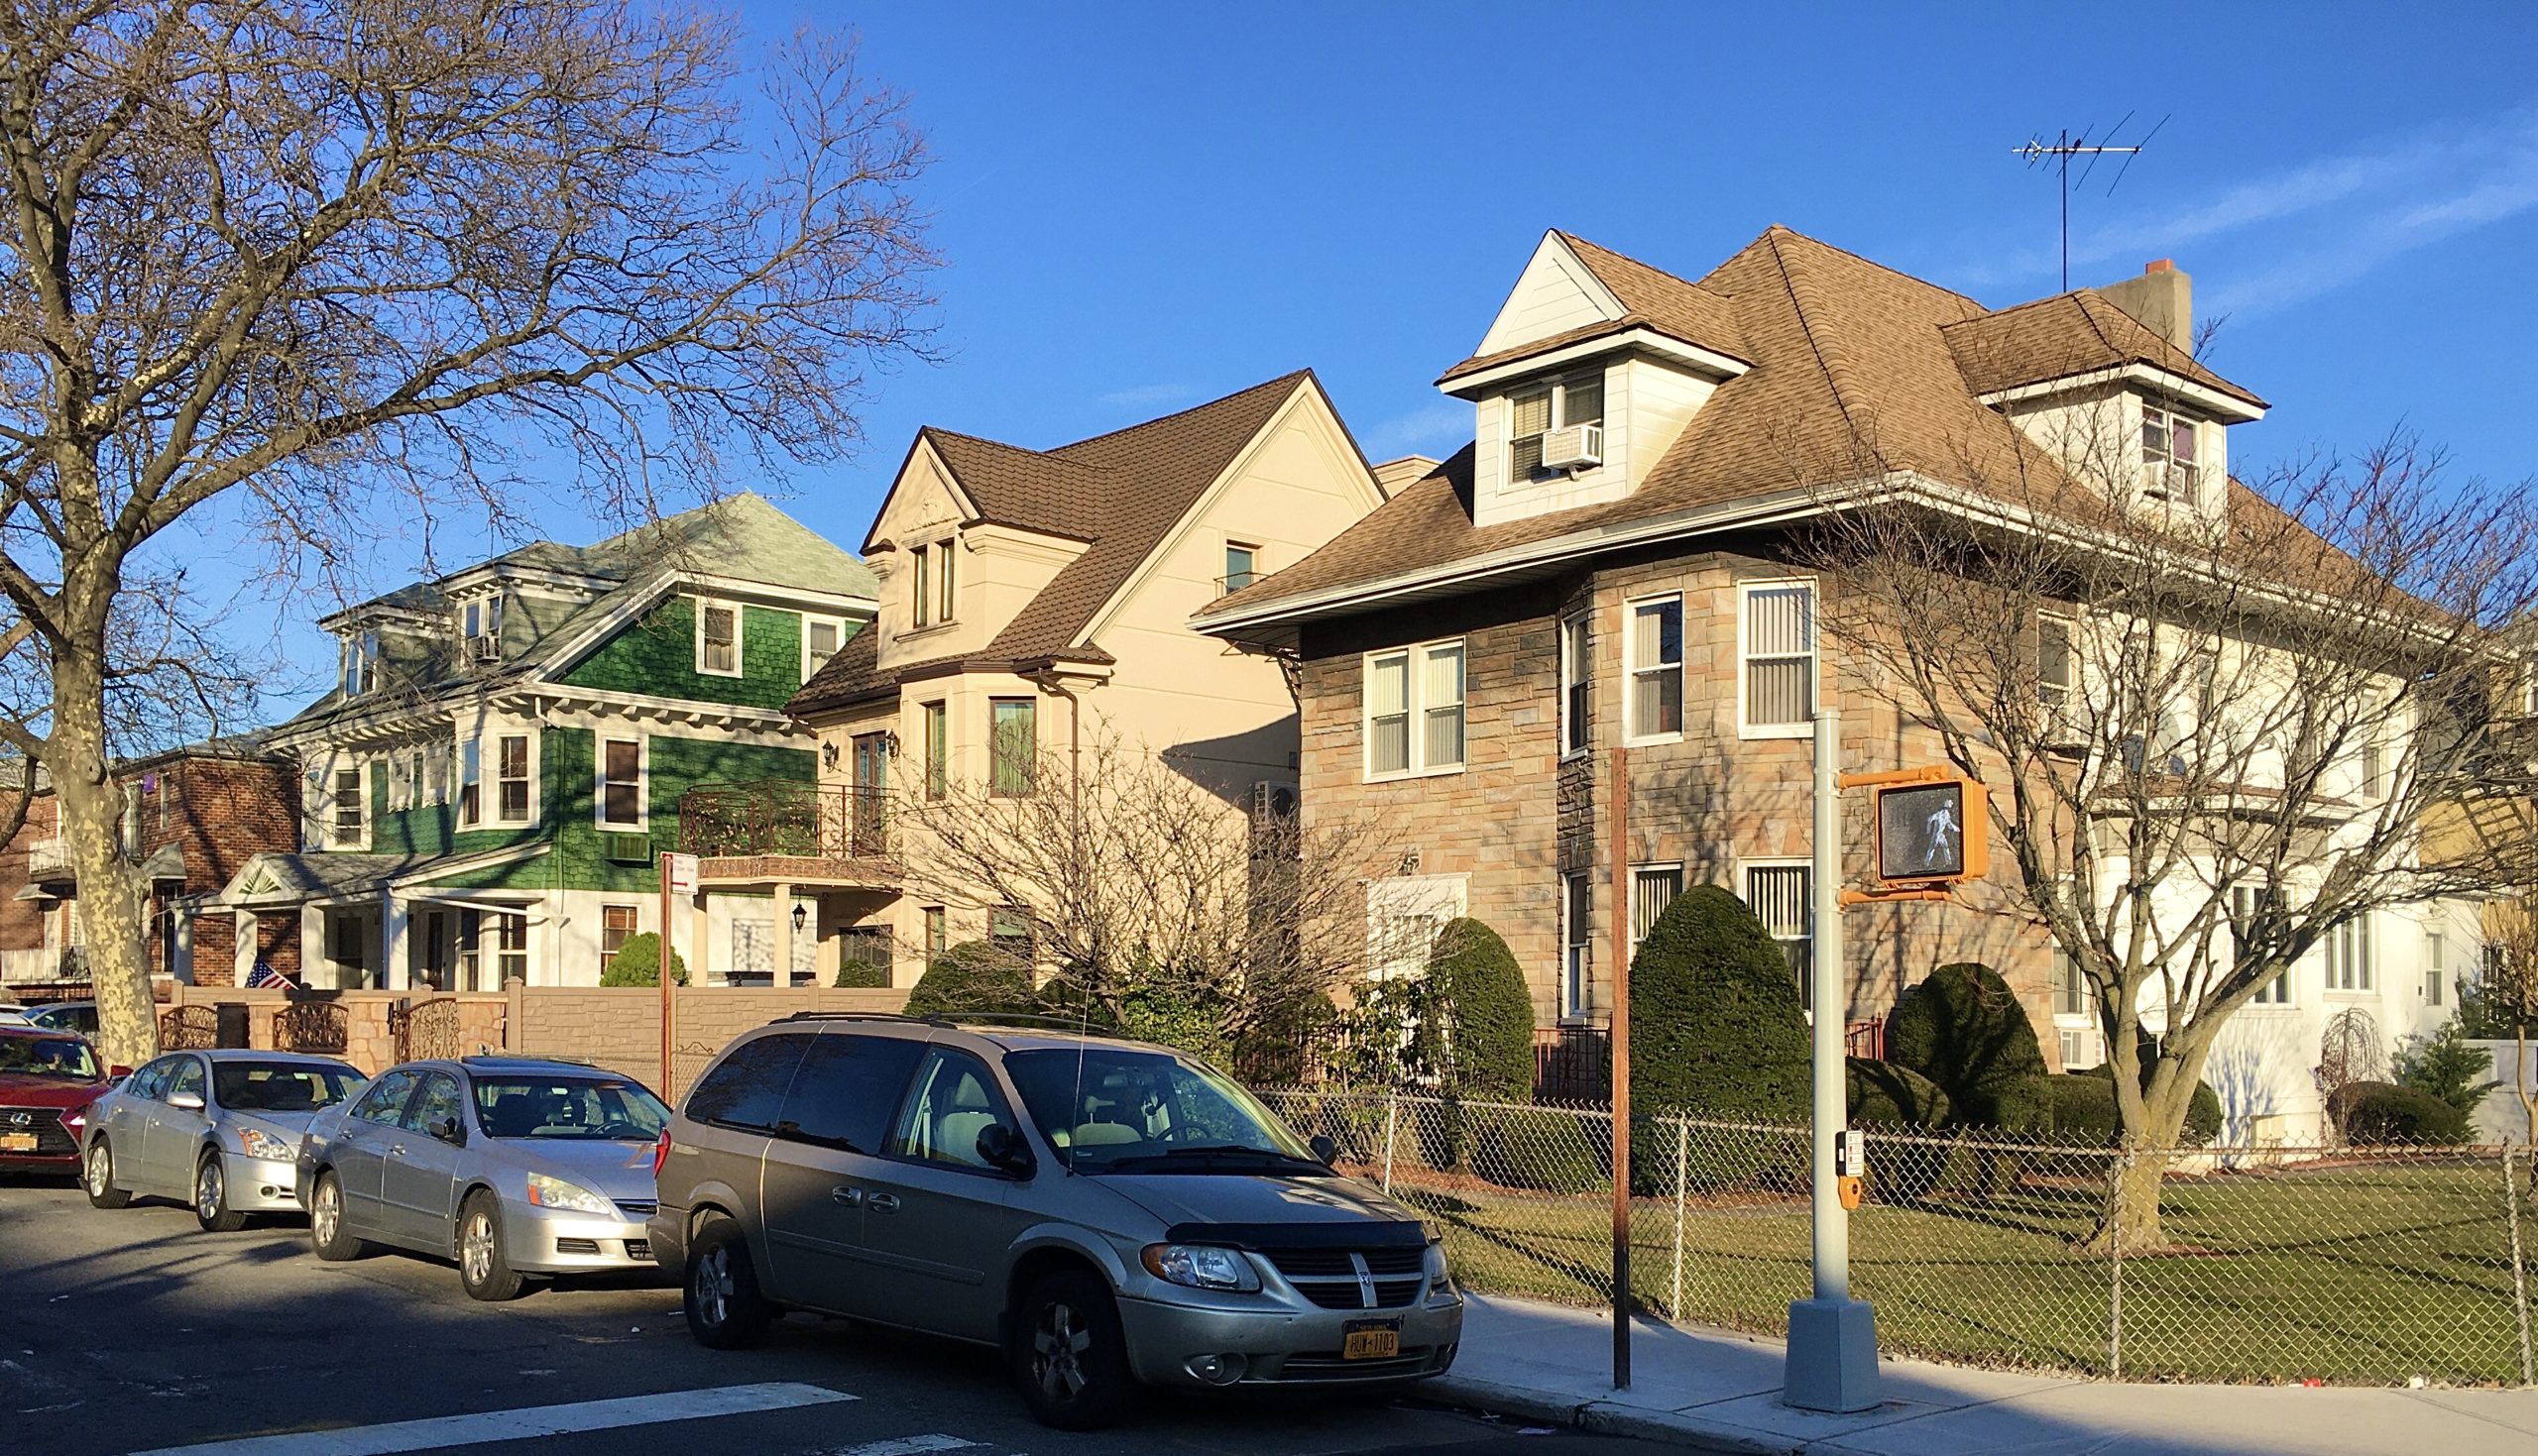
left=791, top=902, right=808, bottom=935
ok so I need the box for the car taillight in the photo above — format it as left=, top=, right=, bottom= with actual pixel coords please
left=651, top=1128, right=671, bottom=1178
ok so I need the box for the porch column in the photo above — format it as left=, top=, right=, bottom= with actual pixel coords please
left=691, top=890, right=711, bottom=989
left=300, top=903, right=326, bottom=988
left=381, top=889, right=409, bottom=990
left=770, top=880, right=795, bottom=985
left=233, top=911, right=257, bottom=986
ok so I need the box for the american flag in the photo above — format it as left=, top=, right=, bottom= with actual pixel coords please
left=245, top=961, right=295, bottom=990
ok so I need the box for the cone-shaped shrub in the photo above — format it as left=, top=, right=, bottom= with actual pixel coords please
left=902, top=941, right=1035, bottom=1019
left=1428, top=918, right=1539, bottom=1103
left=598, top=933, right=687, bottom=986
left=1886, top=961, right=2050, bottom=1131
left=1628, top=884, right=1810, bottom=1191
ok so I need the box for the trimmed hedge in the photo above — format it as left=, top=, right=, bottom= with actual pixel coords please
left=1427, top=918, right=1538, bottom=1103
left=902, top=941, right=1036, bottom=1020
left=2330, top=1080, right=2472, bottom=1146
left=598, top=933, right=687, bottom=987
left=1628, top=884, right=1811, bottom=1191
left=1847, top=1058, right=1955, bottom=1200
left=1886, top=961, right=2049, bottom=1132
left=2048, top=1067, right=2224, bottom=1146
left=833, top=957, right=890, bottom=989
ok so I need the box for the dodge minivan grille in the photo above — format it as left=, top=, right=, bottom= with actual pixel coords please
left=1263, top=1247, right=1425, bottom=1309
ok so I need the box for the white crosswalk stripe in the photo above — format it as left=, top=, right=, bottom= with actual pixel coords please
left=120, top=1382, right=858, bottom=1456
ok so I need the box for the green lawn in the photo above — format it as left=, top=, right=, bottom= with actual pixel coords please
left=1386, top=1159, right=2532, bottom=1386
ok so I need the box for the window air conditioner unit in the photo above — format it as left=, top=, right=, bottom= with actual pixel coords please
left=469, top=634, right=501, bottom=663
left=1541, top=423, right=1602, bottom=471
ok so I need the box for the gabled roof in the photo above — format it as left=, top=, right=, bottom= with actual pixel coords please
left=793, top=372, right=1335, bottom=717
left=1439, top=231, right=1750, bottom=384
left=1203, top=225, right=2267, bottom=624
left=1942, top=289, right=2264, bottom=409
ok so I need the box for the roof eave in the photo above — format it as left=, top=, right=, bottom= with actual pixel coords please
left=1437, top=325, right=1751, bottom=394
left=1976, top=361, right=2267, bottom=422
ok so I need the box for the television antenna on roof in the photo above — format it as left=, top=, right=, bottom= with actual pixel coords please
left=2015, top=114, right=2168, bottom=291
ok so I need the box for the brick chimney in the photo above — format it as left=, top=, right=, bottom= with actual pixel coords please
left=2100, top=259, right=2192, bottom=353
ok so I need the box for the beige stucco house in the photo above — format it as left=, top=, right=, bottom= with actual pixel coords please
left=784, top=371, right=1392, bottom=979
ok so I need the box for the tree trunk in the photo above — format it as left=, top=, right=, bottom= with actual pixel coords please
left=52, top=615, right=158, bottom=1071
left=2084, top=1043, right=2211, bottom=1254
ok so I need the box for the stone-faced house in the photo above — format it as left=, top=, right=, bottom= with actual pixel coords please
left=785, top=372, right=1394, bottom=980
left=1194, top=227, right=2467, bottom=1113
left=220, top=494, right=876, bottom=990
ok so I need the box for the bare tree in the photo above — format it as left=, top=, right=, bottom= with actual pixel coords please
left=0, top=0, right=937, bottom=1065
left=2464, top=878, right=2538, bottom=1151
left=1814, top=408, right=2538, bottom=1248
left=898, top=732, right=1396, bottom=1061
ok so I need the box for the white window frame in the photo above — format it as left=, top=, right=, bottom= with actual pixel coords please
left=2423, top=927, right=2446, bottom=1007
left=1222, top=539, right=1261, bottom=594
left=494, top=731, right=536, bottom=828
left=329, top=761, right=368, bottom=850
left=1560, top=870, right=1592, bottom=1021
left=2139, top=401, right=2202, bottom=504
left=1741, top=858, right=1813, bottom=1003
left=456, top=736, right=483, bottom=829
left=1505, top=370, right=1606, bottom=489
left=1628, top=862, right=1684, bottom=956
left=1558, top=611, right=1592, bottom=759
left=600, top=903, right=640, bottom=973
left=2232, top=883, right=2293, bottom=1007
left=801, top=615, right=846, bottom=683
left=2038, top=611, right=2074, bottom=715
left=595, top=734, right=647, bottom=832
left=1365, top=873, right=1467, bottom=981
left=1361, top=639, right=1466, bottom=782
left=694, top=598, right=744, bottom=678
left=1624, top=593, right=1684, bottom=746
left=1737, top=578, right=1819, bottom=739
left=2325, top=913, right=2375, bottom=994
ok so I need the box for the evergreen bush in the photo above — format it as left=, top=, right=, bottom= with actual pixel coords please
left=1470, top=1105, right=1607, bottom=1194
left=1885, top=961, right=2050, bottom=1131
left=1846, top=1057, right=1954, bottom=1199
left=1427, top=918, right=1539, bottom=1103
left=902, top=941, right=1036, bottom=1020
left=1627, top=884, right=1811, bottom=1190
left=833, top=957, right=889, bottom=989
left=2331, top=1079, right=2472, bottom=1146
left=598, top=933, right=687, bottom=987
left=2051, top=1065, right=2225, bottom=1146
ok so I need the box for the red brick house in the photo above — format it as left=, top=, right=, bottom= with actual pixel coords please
left=0, top=739, right=301, bottom=994
left=1192, top=226, right=2276, bottom=1071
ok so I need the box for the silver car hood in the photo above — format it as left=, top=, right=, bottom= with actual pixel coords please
left=229, top=1108, right=325, bottom=1137
left=480, top=1135, right=659, bottom=1199
left=1096, top=1170, right=1423, bottom=1236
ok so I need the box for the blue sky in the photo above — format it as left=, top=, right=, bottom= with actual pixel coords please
left=214, top=3, right=2538, bottom=715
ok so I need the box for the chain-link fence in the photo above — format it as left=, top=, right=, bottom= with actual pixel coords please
left=1254, top=1087, right=2538, bottom=1388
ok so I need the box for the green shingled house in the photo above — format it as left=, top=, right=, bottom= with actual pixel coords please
left=217, top=494, right=877, bottom=990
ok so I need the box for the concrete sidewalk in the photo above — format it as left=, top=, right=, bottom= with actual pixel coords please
left=1431, top=1293, right=2538, bottom=1455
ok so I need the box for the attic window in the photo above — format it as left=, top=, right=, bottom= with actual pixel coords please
left=339, top=630, right=380, bottom=696
left=696, top=600, right=742, bottom=676
left=460, top=596, right=504, bottom=659
left=1508, top=373, right=1604, bottom=484
left=2141, top=404, right=2201, bottom=504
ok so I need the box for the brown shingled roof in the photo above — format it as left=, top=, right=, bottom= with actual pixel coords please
left=794, top=372, right=1323, bottom=717
left=1942, top=289, right=2265, bottom=407
left=1209, top=225, right=2257, bottom=621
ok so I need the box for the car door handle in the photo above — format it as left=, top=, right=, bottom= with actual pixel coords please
left=388, top=1143, right=406, bottom=1158
left=865, top=1193, right=900, bottom=1215
left=829, top=1185, right=864, bottom=1207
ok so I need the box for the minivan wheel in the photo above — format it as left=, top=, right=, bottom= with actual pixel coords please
left=195, top=1152, right=247, bottom=1232
left=309, top=1171, right=369, bottom=1261
left=1014, top=1270, right=1136, bottom=1430
left=684, top=1216, right=772, bottom=1349
left=83, top=1139, right=131, bottom=1209
left=458, top=1191, right=525, bottom=1301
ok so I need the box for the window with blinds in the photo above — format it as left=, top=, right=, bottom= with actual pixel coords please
left=1741, top=582, right=1816, bottom=731
left=1506, top=373, right=1605, bottom=485
left=989, top=699, right=1036, bottom=797
left=2052, top=948, right=2089, bottom=1017
left=1628, top=597, right=1682, bottom=740
left=2325, top=915, right=2374, bottom=992
left=1364, top=639, right=1465, bottom=779
left=1629, top=865, right=1683, bottom=951
left=1559, top=613, right=1591, bottom=756
left=2233, top=883, right=2291, bottom=1004
left=1744, top=863, right=1812, bottom=1001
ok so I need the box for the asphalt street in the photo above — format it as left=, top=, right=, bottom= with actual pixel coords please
left=0, top=1176, right=1644, bottom=1456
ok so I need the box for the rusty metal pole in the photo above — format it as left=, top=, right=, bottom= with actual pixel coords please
left=1609, top=742, right=1632, bottom=1390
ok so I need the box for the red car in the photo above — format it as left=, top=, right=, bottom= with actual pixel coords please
left=0, top=1024, right=115, bottom=1176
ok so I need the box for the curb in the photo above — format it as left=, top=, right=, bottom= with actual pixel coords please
left=1429, top=1374, right=1791, bottom=1455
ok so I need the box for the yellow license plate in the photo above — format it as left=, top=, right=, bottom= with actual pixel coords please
left=0, top=1133, right=38, bottom=1153
left=1341, top=1323, right=1400, bottom=1361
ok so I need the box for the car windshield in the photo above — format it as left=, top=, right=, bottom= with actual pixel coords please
left=1004, top=1048, right=1318, bottom=1173
left=213, top=1062, right=364, bottom=1113
left=0, top=1035, right=98, bottom=1080
left=473, top=1076, right=668, bottom=1141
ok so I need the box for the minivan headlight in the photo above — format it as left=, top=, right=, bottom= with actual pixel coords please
left=1141, top=1243, right=1260, bottom=1292
left=524, top=1173, right=612, bottom=1215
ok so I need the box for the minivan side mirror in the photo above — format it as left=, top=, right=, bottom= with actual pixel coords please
left=976, top=1123, right=1034, bottom=1177
left=428, top=1115, right=467, bottom=1147
left=1309, top=1134, right=1339, bottom=1166
left=168, top=1091, right=205, bottom=1112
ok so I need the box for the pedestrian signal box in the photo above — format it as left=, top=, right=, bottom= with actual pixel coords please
left=1839, top=767, right=1989, bottom=892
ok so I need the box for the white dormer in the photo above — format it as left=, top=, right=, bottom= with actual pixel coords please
left=1441, top=232, right=1748, bottom=529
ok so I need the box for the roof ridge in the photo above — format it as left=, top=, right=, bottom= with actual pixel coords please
left=2068, top=290, right=2126, bottom=361
left=1049, top=369, right=1311, bottom=456
left=1754, top=223, right=1988, bottom=312
left=1942, top=287, right=2095, bottom=328
left=1765, top=228, right=1873, bottom=452
left=1554, top=230, right=1737, bottom=302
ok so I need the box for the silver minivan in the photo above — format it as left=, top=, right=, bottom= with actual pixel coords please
left=648, top=1015, right=1462, bottom=1429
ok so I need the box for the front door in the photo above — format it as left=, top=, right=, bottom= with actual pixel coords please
left=757, top=1031, right=926, bottom=1315
left=381, top=1071, right=466, bottom=1249
left=330, top=1068, right=419, bottom=1232
left=413, top=912, right=450, bottom=992
left=852, top=1048, right=1028, bottom=1343
left=849, top=734, right=888, bottom=856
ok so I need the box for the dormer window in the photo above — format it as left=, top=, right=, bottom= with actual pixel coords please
left=339, top=630, right=380, bottom=696
left=1508, top=372, right=1605, bottom=484
left=2140, top=403, right=2201, bottom=504
left=460, top=596, right=504, bottom=664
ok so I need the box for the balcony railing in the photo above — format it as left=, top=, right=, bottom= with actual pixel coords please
left=678, top=780, right=889, bottom=861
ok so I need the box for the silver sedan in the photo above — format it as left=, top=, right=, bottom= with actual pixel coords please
left=81, top=1051, right=366, bottom=1230
left=294, top=1056, right=670, bottom=1300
